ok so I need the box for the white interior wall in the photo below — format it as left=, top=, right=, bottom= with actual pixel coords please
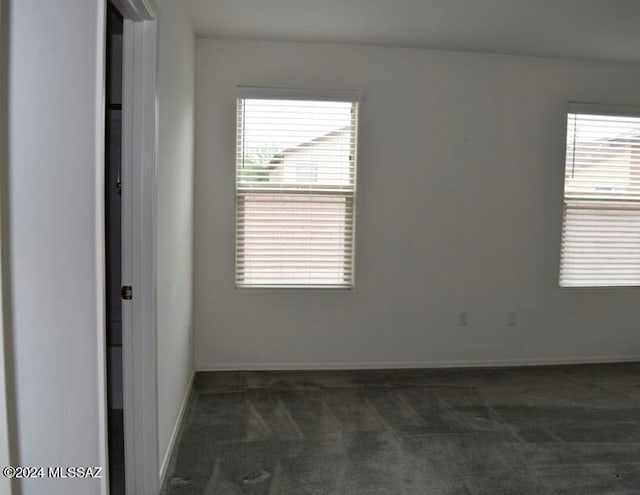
left=0, top=233, right=10, bottom=494
left=155, top=0, right=196, bottom=477
left=194, top=39, right=640, bottom=370
left=0, top=2, right=12, bottom=491
left=7, top=1, right=107, bottom=494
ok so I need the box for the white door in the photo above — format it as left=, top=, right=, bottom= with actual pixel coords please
left=112, top=1, right=159, bottom=493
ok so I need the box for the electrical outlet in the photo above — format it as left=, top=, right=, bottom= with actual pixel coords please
left=458, top=311, right=468, bottom=326
left=507, top=311, right=518, bottom=326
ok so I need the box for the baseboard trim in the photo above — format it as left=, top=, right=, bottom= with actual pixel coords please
left=159, top=369, right=195, bottom=486
left=197, top=355, right=640, bottom=372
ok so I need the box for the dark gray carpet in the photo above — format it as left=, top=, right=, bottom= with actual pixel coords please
left=161, top=363, right=640, bottom=494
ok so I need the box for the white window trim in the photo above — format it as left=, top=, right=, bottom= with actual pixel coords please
left=559, top=102, right=640, bottom=289
left=235, top=87, right=361, bottom=290
left=568, top=101, right=640, bottom=118
left=236, top=86, right=362, bottom=103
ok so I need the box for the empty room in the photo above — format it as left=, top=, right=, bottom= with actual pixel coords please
left=2, top=1, right=640, bottom=494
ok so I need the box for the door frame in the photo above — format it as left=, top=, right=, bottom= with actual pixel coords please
left=109, top=0, right=158, bottom=493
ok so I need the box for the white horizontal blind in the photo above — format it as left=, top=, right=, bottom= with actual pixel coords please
left=236, top=94, right=358, bottom=288
left=560, top=110, right=640, bottom=287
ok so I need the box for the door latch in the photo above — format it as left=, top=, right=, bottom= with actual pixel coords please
left=121, top=285, right=133, bottom=300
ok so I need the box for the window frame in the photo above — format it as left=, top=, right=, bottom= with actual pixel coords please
left=558, top=102, right=640, bottom=289
left=234, top=87, right=362, bottom=290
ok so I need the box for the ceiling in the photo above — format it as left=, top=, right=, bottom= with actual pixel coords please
left=184, top=0, right=640, bottom=64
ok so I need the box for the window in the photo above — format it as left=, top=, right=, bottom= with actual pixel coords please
left=235, top=88, right=359, bottom=288
left=295, top=161, right=319, bottom=183
left=559, top=104, right=640, bottom=287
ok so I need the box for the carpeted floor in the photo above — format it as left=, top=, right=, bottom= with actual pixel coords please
left=161, top=363, right=640, bottom=494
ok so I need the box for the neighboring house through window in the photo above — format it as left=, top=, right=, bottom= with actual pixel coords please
left=559, top=103, right=640, bottom=287
left=295, top=161, right=319, bottom=183
left=235, top=87, right=360, bottom=288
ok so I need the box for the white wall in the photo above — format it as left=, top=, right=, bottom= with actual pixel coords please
left=155, top=0, right=195, bottom=478
left=7, top=1, right=107, bottom=494
left=0, top=238, right=10, bottom=494
left=0, top=1, right=13, bottom=492
left=194, top=39, right=640, bottom=370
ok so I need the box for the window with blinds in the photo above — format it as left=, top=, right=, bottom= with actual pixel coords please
left=235, top=88, right=359, bottom=288
left=559, top=104, right=640, bottom=287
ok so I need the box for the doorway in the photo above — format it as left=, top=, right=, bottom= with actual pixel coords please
left=104, top=0, right=159, bottom=492
left=106, top=3, right=125, bottom=493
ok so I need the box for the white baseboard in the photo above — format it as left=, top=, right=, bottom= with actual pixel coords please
left=197, top=355, right=640, bottom=371
left=159, top=370, right=195, bottom=486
